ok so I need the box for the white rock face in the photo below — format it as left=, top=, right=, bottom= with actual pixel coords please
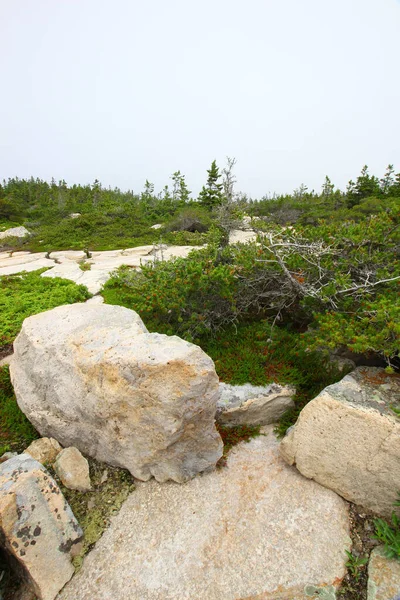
left=54, top=447, right=91, bottom=492
left=58, top=427, right=351, bottom=600
left=0, top=226, right=30, bottom=240
left=25, top=437, right=62, bottom=465
left=280, top=367, right=400, bottom=517
left=217, top=382, right=295, bottom=426
left=0, top=454, right=83, bottom=600
left=10, top=303, right=222, bottom=483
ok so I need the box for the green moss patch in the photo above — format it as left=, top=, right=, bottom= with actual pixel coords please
left=51, top=459, right=135, bottom=570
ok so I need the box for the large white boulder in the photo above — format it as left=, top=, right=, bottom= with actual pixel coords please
left=280, top=367, right=400, bottom=517
left=0, top=454, right=82, bottom=600
left=10, top=303, right=222, bottom=483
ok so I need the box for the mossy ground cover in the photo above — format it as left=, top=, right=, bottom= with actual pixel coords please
left=49, top=459, right=135, bottom=570
left=0, top=269, right=91, bottom=351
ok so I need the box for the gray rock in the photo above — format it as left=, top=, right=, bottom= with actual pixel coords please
left=216, top=382, right=295, bottom=426
left=11, top=303, right=222, bottom=483
left=367, top=545, right=400, bottom=600
left=54, top=447, right=91, bottom=492
left=58, top=427, right=350, bottom=600
left=0, top=454, right=82, bottom=600
left=0, top=226, right=30, bottom=240
left=281, top=367, right=400, bottom=517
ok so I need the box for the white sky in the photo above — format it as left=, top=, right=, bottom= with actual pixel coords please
left=1, top=0, right=399, bottom=197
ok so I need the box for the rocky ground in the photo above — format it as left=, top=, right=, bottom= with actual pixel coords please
left=0, top=245, right=203, bottom=295
left=57, top=427, right=351, bottom=600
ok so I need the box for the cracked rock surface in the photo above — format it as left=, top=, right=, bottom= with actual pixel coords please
left=58, top=428, right=350, bottom=600
left=0, top=245, right=202, bottom=294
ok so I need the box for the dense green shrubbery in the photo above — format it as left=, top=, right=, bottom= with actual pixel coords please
left=0, top=270, right=91, bottom=349
left=104, top=203, right=399, bottom=364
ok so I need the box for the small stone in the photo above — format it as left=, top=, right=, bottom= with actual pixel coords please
left=367, top=545, right=400, bottom=600
left=54, top=447, right=92, bottom=492
left=24, top=437, right=62, bottom=466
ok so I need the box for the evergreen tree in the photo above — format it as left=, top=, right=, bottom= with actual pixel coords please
left=380, top=164, right=395, bottom=194
left=198, top=160, right=223, bottom=210
left=321, top=176, right=334, bottom=197
left=347, top=165, right=380, bottom=207
left=171, top=171, right=191, bottom=204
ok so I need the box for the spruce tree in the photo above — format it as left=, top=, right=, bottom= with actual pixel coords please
left=198, top=160, right=224, bottom=210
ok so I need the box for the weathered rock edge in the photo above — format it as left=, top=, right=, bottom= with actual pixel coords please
left=0, top=454, right=82, bottom=600
left=216, top=382, right=295, bottom=426
left=280, top=367, right=400, bottom=517
left=10, top=303, right=223, bottom=483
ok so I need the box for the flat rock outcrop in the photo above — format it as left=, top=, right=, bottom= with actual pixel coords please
left=0, top=245, right=203, bottom=294
left=217, top=382, right=295, bottom=426
left=10, top=303, right=222, bottom=483
left=0, top=454, right=82, bottom=600
left=58, top=427, right=350, bottom=600
left=280, top=367, right=400, bottom=517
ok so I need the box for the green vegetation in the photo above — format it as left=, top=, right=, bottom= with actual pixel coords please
left=78, top=260, right=91, bottom=271
left=373, top=494, right=400, bottom=561
left=0, top=269, right=91, bottom=350
left=53, top=460, right=135, bottom=570
left=1, top=161, right=399, bottom=439
left=344, top=551, right=368, bottom=581
left=0, top=366, right=38, bottom=455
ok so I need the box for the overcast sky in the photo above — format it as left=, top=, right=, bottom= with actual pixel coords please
left=1, top=0, right=399, bottom=198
